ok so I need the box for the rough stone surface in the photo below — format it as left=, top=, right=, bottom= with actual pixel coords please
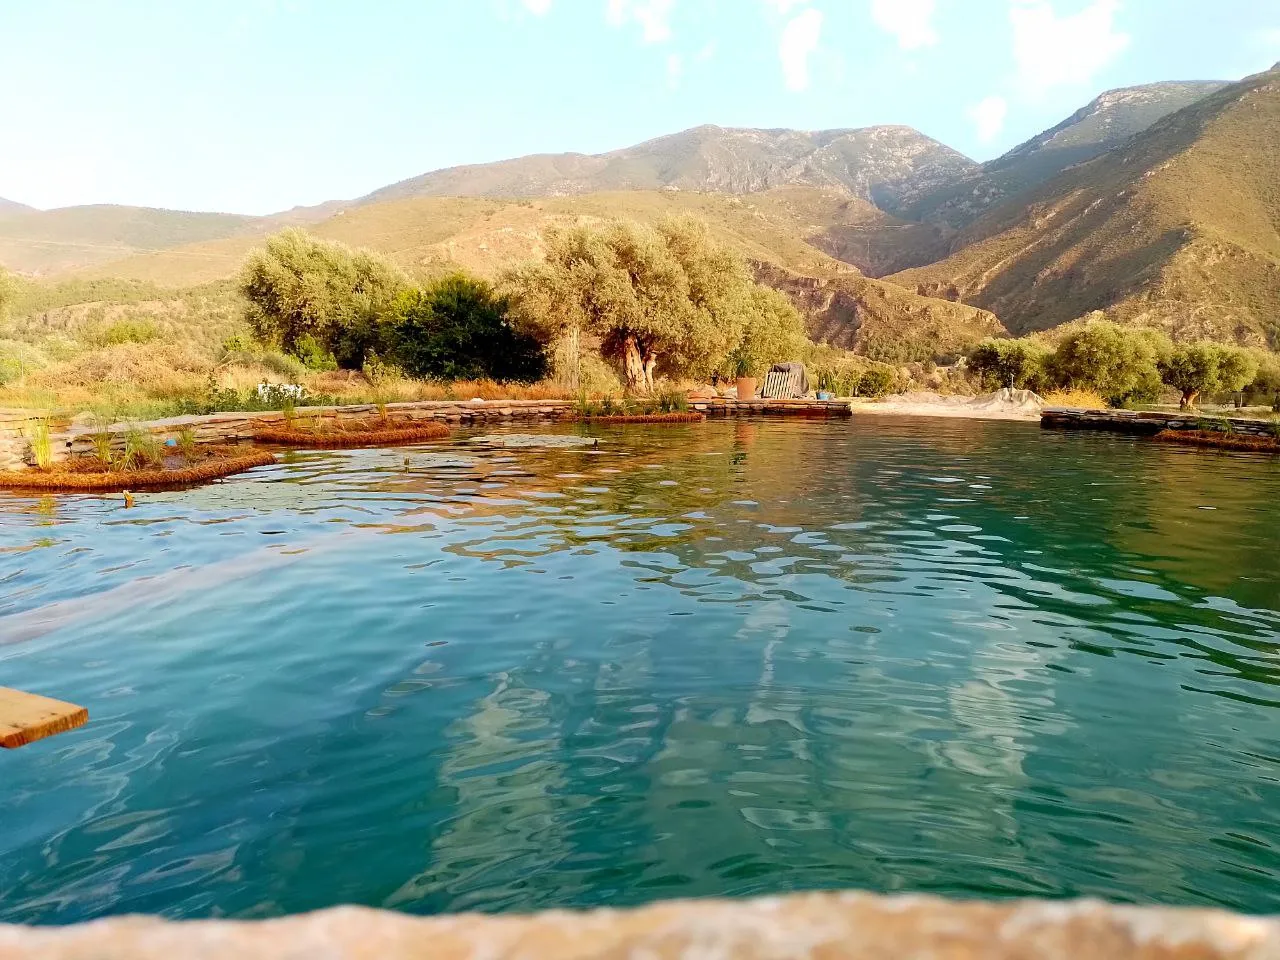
left=1042, top=408, right=1278, bottom=438
left=470, top=433, right=599, bottom=448
left=2, top=893, right=1279, bottom=959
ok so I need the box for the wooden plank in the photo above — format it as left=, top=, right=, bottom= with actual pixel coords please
left=0, top=687, right=88, bottom=748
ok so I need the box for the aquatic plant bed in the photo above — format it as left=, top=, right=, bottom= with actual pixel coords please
left=1155, top=429, right=1280, bottom=453
left=692, top=398, right=852, bottom=417
left=0, top=447, right=277, bottom=492
left=1, top=401, right=575, bottom=470
left=252, top=419, right=450, bottom=448
left=577, top=412, right=706, bottom=424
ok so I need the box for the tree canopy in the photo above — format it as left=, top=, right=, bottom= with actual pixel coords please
left=1159, top=342, right=1258, bottom=409
left=389, top=274, right=546, bottom=383
left=727, top=286, right=807, bottom=378
left=505, top=217, right=805, bottom=391
left=1047, top=321, right=1170, bottom=406
left=967, top=338, right=1051, bottom=392
left=239, top=229, right=409, bottom=369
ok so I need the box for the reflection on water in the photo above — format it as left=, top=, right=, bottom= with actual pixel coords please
left=1, top=418, right=1279, bottom=923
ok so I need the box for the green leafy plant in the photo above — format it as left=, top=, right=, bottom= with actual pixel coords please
left=654, top=387, right=689, bottom=413
left=122, top=428, right=165, bottom=470
left=176, top=427, right=198, bottom=459
left=854, top=367, right=896, bottom=398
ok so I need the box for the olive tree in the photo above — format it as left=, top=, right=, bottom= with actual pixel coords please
left=505, top=218, right=755, bottom=392
left=1159, top=342, right=1259, bottom=409
left=1048, top=321, right=1170, bottom=406
left=239, top=229, right=409, bottom=369
left=967, top=338, right=1051, bottom=391
left=725, top=286, right=807, bottom=377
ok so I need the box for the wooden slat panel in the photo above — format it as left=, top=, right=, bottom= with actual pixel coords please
left=0, top=687, right=88, bottom=748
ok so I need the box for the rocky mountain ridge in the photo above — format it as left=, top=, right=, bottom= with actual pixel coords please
left=361, top=124, right=979, bottom=215
left=892, top=66, right=1280, bottom=346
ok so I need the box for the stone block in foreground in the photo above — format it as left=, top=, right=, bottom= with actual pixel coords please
left=2, top=891, right=1278, bottom=959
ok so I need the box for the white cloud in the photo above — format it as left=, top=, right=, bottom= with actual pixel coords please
left=666, top=53, right=683, bottom=89
left=1009, top=0, right=1130, bottom=96
left=695, top=39, right=717, bottom=62
left=607, top=0, right=675, bottom=43
left=870, top=0, right=938, bottom=50
left=521, top=0, right=552, bottom=14
left=779, top=8, right=823, bottom=91
left=762, top=0, right=809, bottom=13
left=967, top=96, right=1008, bottom=142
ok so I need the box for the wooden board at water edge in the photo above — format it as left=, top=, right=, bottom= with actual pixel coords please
left=0, top=687, right=88, bottom=748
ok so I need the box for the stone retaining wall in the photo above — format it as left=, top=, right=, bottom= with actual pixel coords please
left=693, top=398, right=853, bottom=417
left=0, top=891, right=1276, bottom=959
left=0, top=401, right=575, bottom=469
left=1042, top=407, right=1280, bottom=438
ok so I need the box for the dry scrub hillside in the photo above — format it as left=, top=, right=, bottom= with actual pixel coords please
left=75, top=188, right=1001, bottom=356
left=893, top=66, right=1280, bottom=346
left=0, top=205, right=263, bottom=275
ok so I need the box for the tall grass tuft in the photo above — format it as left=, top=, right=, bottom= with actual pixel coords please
left=122, top=428, right=165, bottom=470
left=24, top=418, right=53, bottom=470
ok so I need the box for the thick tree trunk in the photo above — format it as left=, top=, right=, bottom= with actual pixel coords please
left=1180, top=390, right=1200, bottom=410
left=565, top=324, right=581, bottom=391
left=641, top=347, right=658, bottom=393
left=621, top=334, right=646, bottom=393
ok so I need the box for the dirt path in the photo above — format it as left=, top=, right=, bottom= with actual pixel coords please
left=851, top=389, right=1044, bottom=422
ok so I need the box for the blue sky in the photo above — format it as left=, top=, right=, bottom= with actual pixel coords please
left=1, top=0, right=1277, bottom=214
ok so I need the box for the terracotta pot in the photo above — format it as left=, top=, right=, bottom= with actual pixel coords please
left=736, top=376, right=757, bottom=401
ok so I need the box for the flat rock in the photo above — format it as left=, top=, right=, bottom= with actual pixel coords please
left=403, top=454, right=478, bottom=469
left=1, top=891, right=1278, bottom=959
left=469, top=434, right=598, bottom=449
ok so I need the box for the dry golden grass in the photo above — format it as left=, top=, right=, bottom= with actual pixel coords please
left=1042, top=388, right=1109, bottom=409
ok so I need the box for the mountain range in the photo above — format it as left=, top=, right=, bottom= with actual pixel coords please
left=2, top=65, right=1276, bottom=356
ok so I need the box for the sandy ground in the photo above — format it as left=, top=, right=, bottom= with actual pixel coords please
left=850, top=389, right=1045, bottom=422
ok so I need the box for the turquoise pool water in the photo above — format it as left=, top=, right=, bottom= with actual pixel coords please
left=2, top=417, right=1279, bottom=924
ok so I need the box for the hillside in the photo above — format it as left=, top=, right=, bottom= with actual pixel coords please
left=0, top=197, right=34, bottom=216
left=899, top=81, right=1227, bottom=233
left=362, top=124, right=979, bottom=214
left=892, top=66, right=1280, bottom=346
left=68, top=187, right=1001, bottom=358
left=0, top=205, right=262, bottom=275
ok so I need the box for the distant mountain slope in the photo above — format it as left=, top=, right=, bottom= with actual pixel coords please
left=78, top=187, right=1001, bottom=357
left=901, top=81, right=1228, bottom=231
left=361, top=124, right=979, bottom=214
left=0, top=205, right=262, bottom=275
left=891, top=67, right=1280, bottom=345
left=0, top=197, right=35, bottom=216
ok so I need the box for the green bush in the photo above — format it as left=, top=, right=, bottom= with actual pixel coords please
left=91, top=316, right=161, bottom=346
left=853, top=367, right=896, bottom=398
left=967, top=338, right=1050, bottom=391
left=292, top=333, right=339, bottom=371
left=388, top=274, right=546, bottom=383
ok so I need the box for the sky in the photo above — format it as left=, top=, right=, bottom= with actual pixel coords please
left=1, top=0, right=1277, bottom=215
